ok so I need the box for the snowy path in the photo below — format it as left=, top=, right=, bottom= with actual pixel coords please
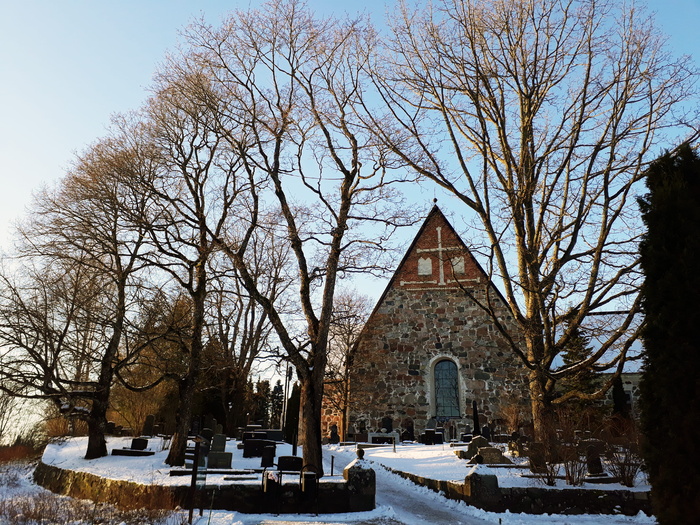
left=324, top=447, right=497, bottom=525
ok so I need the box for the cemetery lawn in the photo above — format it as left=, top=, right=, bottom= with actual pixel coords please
left=0, top=437, right=656, bottom=525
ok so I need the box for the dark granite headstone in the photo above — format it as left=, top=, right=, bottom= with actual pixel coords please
left=528, top=441, right=548, bottom=474
left=586, top=445, right=605, bottom=476
left=141, top=414, right=155, bottom=437
left=211, top=433, right=227, bottom=452
left=130, top=437, right=148, bottom=451
left=329, top=424, right=340, bottom=444
left=472, top=401, right=481, bottom=436
left=278, top=455, right=303, bottom=472
left=201, top=427, right=214, bottom=442
left=481, top=425, right=491, bottom=441
left=403, top=420, right=415, bottom=441
left=381, top=416, right=393, bottom=433
left=261, top=446, right=276, bottom=468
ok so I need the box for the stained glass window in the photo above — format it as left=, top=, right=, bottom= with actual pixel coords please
left=434, top=360, right=460, bottom=418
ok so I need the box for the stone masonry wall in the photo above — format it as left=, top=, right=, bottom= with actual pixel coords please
left=347, top=286, right=528, bottom=436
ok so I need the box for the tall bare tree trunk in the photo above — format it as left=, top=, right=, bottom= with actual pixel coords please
left=298, top=372, right=324, bottom=474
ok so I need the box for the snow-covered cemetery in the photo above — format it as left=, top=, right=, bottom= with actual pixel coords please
left=1, top=0, right=700, bottom=524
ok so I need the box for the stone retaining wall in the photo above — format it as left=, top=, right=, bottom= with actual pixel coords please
left=386, top=467, right=652, bottom=516
left=33, top=461, right=375, bottom=514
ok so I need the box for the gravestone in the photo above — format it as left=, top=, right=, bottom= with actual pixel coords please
left=208, top=451, right=232, bottom=469
left=528, top=442, right=548, bottom=474
left=215, top=423, right=224, bottom=435
left=201, top=427, right=214, bottom=442
left=402, top=420, right=415, bottom=441
left=472, top=401, right=481, bottom=436
left=508, top=437, right=526, bottom=457
left=329, top=424, right=340, bottom=444
left=211, top=433, right=227, bottom=453
left=448, top=425, right=456, bottom=441
left=142, top=414, right=155, bottom=437
left=466, top=435, right=490, bottom=459
left=130, top=437, right=148, bottom=450
left=278, top=455, right=303, bottom=472
left=106, top=421, right=115, bottom=434
left=381, top=416, right=393, bottom=433
left=153, top=424, right=163, bottom=436
left=472, top=446, right=512, bottom=465
left=481, top=425, right=491, bottom=441
left=585, top=445, right=606, bottom=477
left=260, top=446, right=275, bottom=468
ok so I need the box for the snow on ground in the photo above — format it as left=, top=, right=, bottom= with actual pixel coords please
left=20, top=437, right=658, bottom=524
left=331, top=442, right=649, bottom=491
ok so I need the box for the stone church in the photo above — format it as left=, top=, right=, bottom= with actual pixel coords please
left=323, top=206, right=529, bottom=440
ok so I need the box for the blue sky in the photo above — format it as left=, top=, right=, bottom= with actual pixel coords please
left=1, top=0, right=698, bottom=254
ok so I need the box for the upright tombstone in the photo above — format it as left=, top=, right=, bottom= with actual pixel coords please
left=528, top=442, right=548, bottom=474
left=401, top=420, right=415, bottom=442
left=211, top=434, right=227, bottom=453
left=585, top=445, right=606, bottom=477
left=201, top=427, right=214, bottom=442
left=142, top=414, right=155, bottom=437
left=329, top=424, right=340, bottom=445
left=472, top=401, right=481, bottom=436
left=380, top=416, right=393, bottom=433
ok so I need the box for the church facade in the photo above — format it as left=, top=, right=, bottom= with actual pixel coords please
left=323, top=206, right=529, bottom=440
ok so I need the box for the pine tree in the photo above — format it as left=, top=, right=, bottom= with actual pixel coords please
left=559, top=324, right=598, bottom=398
left=638, top=143, right=700, bottom=524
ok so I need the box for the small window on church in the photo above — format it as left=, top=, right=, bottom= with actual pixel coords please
left=418, top=256, right=433, bottom=276
left=451, top=256, right=465, bottom=274
left=434, top=360, right=460, bottom=418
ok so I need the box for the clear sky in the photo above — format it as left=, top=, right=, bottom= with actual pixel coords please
left=1, top=0, right=698, bottom=254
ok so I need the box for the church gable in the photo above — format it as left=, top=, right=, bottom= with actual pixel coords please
left=392, top=206, right=485, bottom=290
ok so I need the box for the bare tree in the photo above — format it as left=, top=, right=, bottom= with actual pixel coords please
left=133, top=64, right=259, bottom=466
left=370, top=0, right=698, bottom=438
left=0, top=129, right=153, bottom=458
left=203, top=231, right=292, bottom=435
left=174, top=0, right=415, bottom=473
left=324, top=291, right=371, bottom=441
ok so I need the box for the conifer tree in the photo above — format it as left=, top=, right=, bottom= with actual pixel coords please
left=638, top=143, right=700, bottom=524
left=559, top=325, right=598, bottom=399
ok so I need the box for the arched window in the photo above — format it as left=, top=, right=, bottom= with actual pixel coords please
left=434, top=360, right=460, bottom=418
